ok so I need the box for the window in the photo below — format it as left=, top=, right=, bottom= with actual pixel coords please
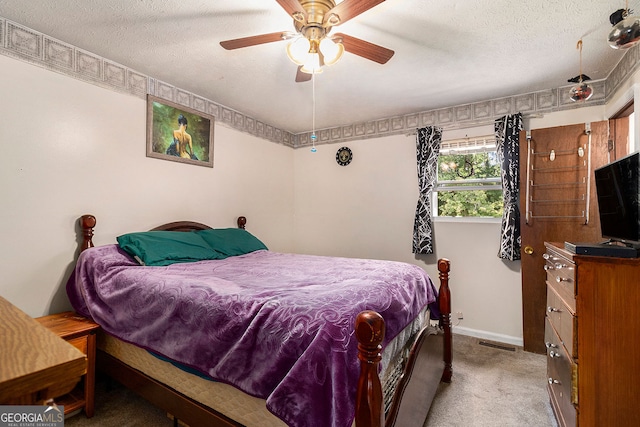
left=434, top=136, right=502, bottom=218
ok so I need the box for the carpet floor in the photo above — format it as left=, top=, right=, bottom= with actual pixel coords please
left=423, top=334, right=558, bottom=427
left=65, top=333, right=558, bottom=427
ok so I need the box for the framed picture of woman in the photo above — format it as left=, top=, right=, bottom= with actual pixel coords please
left=146, top=95, right=215, bottom=167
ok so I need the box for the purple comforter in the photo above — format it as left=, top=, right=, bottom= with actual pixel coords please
left=66, top=245, right=437, bottom=427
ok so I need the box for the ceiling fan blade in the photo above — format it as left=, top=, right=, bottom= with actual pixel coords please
left=324, top=0, right=385, bottom=26
left=333, top=33, right=394, bottom=64
left=275, top=0, right=307, bottom=22
left=295, top=66, right=312, bottom=82
left=220, top=32, right=288, bottom=50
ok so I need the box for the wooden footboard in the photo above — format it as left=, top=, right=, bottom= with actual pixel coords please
left=76, top=215, right=452, bottom=427
left=355, top=259, right=452, bottom=427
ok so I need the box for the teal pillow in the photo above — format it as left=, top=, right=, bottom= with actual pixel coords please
left=116, top=231, right=222, bottom=266
left=196, top=228, right=268, bottom=257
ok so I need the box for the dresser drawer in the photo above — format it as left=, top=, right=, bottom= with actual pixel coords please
left=544, top=251, right=576, bottom=313
left=545, top=318, right=577, bottom=427
left=546, top=284, right=577, bottom=358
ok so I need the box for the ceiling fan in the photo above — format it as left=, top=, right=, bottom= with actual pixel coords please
left=220, top=0, right=395, bottom=82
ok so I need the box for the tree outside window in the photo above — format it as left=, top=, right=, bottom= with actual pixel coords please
left=435, top=148, right=503, bottom=218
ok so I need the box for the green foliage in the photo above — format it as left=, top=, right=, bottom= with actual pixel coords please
left=438, top=152, right=500, bottom=180
left=438, top=190, right=503, bottom=217
left=437, top=152, right=503, bottom=218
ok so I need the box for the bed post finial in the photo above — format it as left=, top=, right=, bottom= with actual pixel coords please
left=80, top=215, right=96, bottom=252
left=438, top=258, right=452, bottom=383
left=237, top=216, right=246, bottom=229
left=355, top=310, right=385, bottom=427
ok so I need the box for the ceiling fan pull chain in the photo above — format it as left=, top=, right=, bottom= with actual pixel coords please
left=311, top=72, right=317, bottom=152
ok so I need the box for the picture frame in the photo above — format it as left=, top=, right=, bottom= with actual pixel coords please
left=146, top=95, right=215, bottom=168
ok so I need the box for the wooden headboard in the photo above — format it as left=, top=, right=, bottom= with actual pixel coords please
left=151, top=221, right=212, bottom=232
left=78, top=215, right=247, bottom=250
left=151, top=216, right=247, bottom=232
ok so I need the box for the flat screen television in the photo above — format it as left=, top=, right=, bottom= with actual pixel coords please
left=594, top=151, right=640, bottom=249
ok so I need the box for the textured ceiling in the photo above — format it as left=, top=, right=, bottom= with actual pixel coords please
left=0, top=0, right=633, bottom=133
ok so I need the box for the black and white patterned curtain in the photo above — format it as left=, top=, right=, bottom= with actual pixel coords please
left=495, top=113, right=523, bottom=260
left=413, top=126, right=443, bottom=254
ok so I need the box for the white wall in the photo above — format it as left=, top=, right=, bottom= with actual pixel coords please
left=293, top=105, right=609, bottom=346
left=0, top=55, right=294, bottom=317
left=293, top=134, right=527, bottom=342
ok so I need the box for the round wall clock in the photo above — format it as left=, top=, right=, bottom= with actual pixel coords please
left=336, top=147, right=353, bottom=166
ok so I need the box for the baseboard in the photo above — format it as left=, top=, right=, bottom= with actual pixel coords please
left=452, top=326, right=524, bottom=348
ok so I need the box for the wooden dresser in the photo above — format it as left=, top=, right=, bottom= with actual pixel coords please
left=544, top=242, right=640, bottom=427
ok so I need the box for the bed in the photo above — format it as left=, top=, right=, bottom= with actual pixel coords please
left=67, top=214, right=452, bottom=427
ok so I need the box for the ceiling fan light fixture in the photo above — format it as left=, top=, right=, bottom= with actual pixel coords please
left=319, top=38, right=344, bottom=65
left=219, top=0, right=395, bottom=83
left=286, top=37, right=311, bottom=65
left=300, top=53, right=323, bottom=74
left=608, top=9, right=640, bottom=49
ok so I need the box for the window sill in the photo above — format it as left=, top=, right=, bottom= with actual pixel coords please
left=434, top=216, right=501, bottom=224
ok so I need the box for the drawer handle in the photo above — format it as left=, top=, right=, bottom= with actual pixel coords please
left=543, top=253, right=550, bottom=260
left=549, top=350, right=562, bottom=359
left=545, top=341, right=558, bottom=349
left=554, top=263, right=567, bottom=269
left=548, top=378, right=561, bottom=385
left=556, top=276, right=571, bottom=283
left=544, top=265, right=554, bottom=271
left=547, top=306, right=561, bottom=313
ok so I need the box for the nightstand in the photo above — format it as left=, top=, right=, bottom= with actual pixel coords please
left=36, top=311, right=100, bottom=417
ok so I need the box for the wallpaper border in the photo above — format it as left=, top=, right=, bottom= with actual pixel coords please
left=1, top=16, right=637, bottom=149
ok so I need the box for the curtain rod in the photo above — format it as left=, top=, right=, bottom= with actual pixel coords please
left=404, top=134, right=496, bottom=144
left=406, top=113, right=544, bottom=136
left=440, top=135, right=496, bottom=146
